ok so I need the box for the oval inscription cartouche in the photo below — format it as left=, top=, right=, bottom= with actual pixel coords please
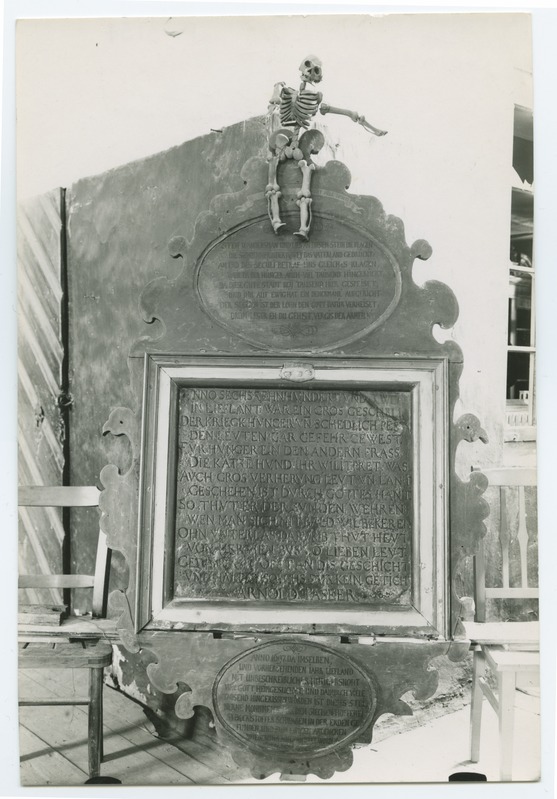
left=196, top=214, right=401, bottom=351
left=213, top=640, right=378, bottom=755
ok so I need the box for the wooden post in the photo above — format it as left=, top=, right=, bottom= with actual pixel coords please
left=470, top=647, right=485, bottom=762
left=498, top=670, right=516, bottom=781
left=88, top=667, right=104, bottom=778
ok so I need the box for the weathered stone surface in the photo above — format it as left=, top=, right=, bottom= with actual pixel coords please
left=174, top=386, right=412, bottom=605
left=213, top=640, right=378, bottom=755
left=136, top=157, right=461, bottom=361
left=141, top=631, right=448, bottom=780
left=196, top=214, right=401, bottom=350
left=90, top=119, right=489, bottom=780
left=99, top=406, right=142, bottom=652
left=67, top=118, right=269, bottom=588
left=72, top=121, right=488, bottom=641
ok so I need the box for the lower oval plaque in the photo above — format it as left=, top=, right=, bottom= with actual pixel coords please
left=213, top=640, right=378, bottom=755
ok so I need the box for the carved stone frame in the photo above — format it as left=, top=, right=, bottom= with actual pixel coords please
left=136, top=353, right=449, bottom=638
left=94, top=150, right=491, bottom=779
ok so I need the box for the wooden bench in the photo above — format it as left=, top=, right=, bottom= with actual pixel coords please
left=18, top=486, right=117, bottom=780
left=462, top=467, right=539, bottom=781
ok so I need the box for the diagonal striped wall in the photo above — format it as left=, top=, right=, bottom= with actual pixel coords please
left=17, top=189, right=67, bottom=606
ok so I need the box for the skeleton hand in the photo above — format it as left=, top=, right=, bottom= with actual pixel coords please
left=356, top=115, right=388, bottom=136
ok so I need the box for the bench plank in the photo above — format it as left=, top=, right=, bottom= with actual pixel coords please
left=484, top=648, right=540, bottom=672
left=19, top=485, right=101, bottom=507
left=462, top=621, right=539, bottom=646
left=19, top=641, right=113, bottom=669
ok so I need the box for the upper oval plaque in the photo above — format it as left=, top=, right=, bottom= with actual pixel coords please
left=196, top=214, right=401, bottom=351
left=213, top=640, right=377, bottom=755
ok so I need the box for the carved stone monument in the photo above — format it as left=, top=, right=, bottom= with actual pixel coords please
left=92, top=66, right=488, bottom=779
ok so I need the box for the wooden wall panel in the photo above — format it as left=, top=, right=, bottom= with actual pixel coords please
left=17, top=188, right=67, bottom=605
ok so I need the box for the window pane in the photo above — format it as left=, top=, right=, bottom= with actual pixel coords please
left=507, top=351, right=531, bottom=399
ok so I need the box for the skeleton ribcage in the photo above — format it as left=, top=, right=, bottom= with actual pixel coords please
left=280, top=87, right=322, bottom=129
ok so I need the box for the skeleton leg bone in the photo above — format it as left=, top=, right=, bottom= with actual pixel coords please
left=294, top=159, right=315, bottom=241
left=265, top=153, right=286, bottom=233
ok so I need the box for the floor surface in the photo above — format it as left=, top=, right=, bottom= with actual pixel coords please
left=19, top=667, right=541, bottom=786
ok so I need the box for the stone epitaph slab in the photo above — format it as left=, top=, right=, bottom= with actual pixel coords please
left=196, top=215, right=401, bottom=351
left=138, top=630, right=450, bottom=780
left=94, top=132, right=491, bottom=782
left=136, top=357, right=449, bottom=636
left=173, top=386, right=413, bottom=605
left=213, top=640, right=378, bottom=755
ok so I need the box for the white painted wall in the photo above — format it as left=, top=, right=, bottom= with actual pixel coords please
left=16, top=13, right=532, bottom=467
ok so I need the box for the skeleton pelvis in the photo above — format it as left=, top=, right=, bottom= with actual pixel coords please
left=269, top=127, right=325, bottom=164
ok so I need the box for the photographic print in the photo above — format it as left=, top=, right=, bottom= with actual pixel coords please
left=14, top=11, right=540, bottom=787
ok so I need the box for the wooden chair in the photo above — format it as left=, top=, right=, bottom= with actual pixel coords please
left=462, top=467, right=539, bottom=781
left=18, top=486, right=116, bottom=780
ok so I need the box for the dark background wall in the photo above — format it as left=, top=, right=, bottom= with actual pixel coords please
left=66, top=118, right=268, bottom=603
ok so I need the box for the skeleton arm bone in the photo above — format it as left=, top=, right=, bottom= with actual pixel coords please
left=319, top=103, right=387, bottom=136
left=268, top=82, right=286, bottom=108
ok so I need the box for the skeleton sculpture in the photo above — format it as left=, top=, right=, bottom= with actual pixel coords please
left=266, top=56, right=387, bottom=240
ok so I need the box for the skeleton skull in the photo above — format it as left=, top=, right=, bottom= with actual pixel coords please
left=299, top=55, right=323, bottom=85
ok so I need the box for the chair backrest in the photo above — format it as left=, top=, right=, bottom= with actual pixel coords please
left=18, top=486, right=108, bottom=617
left=473, top=467, right=537, bottom=623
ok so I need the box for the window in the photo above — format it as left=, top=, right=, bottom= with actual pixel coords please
left=506, top=105, right=534, bottom=439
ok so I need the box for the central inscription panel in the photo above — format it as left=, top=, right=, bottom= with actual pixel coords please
left=172, top=386, right=413, bottom=605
